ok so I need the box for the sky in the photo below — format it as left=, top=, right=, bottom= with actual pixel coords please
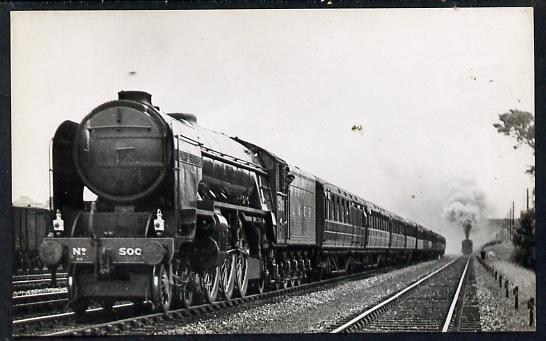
left=11, top=8, right=534, bottom=253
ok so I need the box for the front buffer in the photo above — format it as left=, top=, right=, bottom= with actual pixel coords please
left=39, top=237, right=174, bottom=312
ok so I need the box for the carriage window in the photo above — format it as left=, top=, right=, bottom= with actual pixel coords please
left=324, top=197, right=328, bottom=220
left=356, top=205, right=361, bottom=226
left=339, top=199, right=345, bottom=223
left=345, top=200, right=349, bottom=223
left=341, top=199, right=344, bottom=223
left=343, top=199, right=347, bottom=223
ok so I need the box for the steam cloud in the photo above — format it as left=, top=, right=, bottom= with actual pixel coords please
left=442, top=181, right=487, bottom=239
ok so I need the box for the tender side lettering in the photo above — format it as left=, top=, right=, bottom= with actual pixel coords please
left=119, top=247, right=142, bottom=256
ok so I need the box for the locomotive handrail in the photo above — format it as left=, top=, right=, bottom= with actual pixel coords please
left=175, top=134, right=202, bottom=147
left=213, top=201, right=267, bottom=216
left=88, top=202, right=98, bottom=245
left=144, top=213, right=153, bottom=237
left=69, top=210, right=83, bottom=237
left=88, top=125, right=152, bottom=130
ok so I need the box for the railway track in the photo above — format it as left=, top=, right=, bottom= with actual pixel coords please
left=329, top=256, right=480, bottom=333
left=13, top=272, right=68, bottom=282
left=12, top=274, right=68, bottom=291
left=14, top=258, right=451, bottom=336
left=13, top=291, right=69, bottom=316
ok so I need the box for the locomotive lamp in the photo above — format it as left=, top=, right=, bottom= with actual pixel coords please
left=154, top=209, right=165, bottom=236
left=52, top=209, right=64, bottom=236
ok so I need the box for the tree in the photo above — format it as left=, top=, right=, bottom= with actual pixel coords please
left=493, top=109, right=535, bottom=175
left=513, top=208, right=535, bottom=269
left=493, top=109, right=535, bottom=269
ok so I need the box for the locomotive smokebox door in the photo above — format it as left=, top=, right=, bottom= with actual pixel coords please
left=74, top=96, right=172, bottom=203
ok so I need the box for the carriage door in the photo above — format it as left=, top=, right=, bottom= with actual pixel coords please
left=275, top=164, right=292, bottom=244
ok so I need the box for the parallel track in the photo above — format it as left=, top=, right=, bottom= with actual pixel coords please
left=13, top=272, right=68, bottom=282
left=14, top=258, right=450, bottom=336
left=13, top=291, right=69, bottom=316
left=12, top=275, right=68, bottom=291
left=329, top=256, right=479, bottom=333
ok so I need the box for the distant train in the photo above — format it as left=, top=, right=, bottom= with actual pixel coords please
left=39, top=91, right=446, bottom=314
left=462, top=238, right=473, bottom=255
left=13, top=206, right=50, bottom=273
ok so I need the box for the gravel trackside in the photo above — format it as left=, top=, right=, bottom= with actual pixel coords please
left=154, top=257, right=454, bottom=335
left=474, top=259, right=535, bottom=331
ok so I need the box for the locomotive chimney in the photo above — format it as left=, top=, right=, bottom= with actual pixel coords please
left=118, top=90, right=153, bottom=106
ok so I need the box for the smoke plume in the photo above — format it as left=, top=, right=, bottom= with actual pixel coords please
left=442, top=181, right=487, bottom=239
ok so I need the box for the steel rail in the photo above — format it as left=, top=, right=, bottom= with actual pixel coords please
left=21, top=258, right=451, bottom=337
left=13, top=303, right=134, bottom=327
left=330, top=257, right=460, bottom=333
left=441, top=256, right=470, bottom=332
left=13, top=273, right=68, bottom=280
left=13, top=279, right=67, bottom=285
left=13, top=291, right=68, bottom=304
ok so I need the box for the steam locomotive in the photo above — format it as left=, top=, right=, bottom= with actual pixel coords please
left=39, top=91, right=445, bottom=314
left=462, top=238, right=473, bottom=255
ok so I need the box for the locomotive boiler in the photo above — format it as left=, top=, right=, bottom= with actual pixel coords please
left=39, top=91, right=446, bottom=315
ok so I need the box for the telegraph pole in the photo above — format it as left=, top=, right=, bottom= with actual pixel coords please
left=512, top=201, right=515, bottom=242
left=527, top=188, right=529, bottom=212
